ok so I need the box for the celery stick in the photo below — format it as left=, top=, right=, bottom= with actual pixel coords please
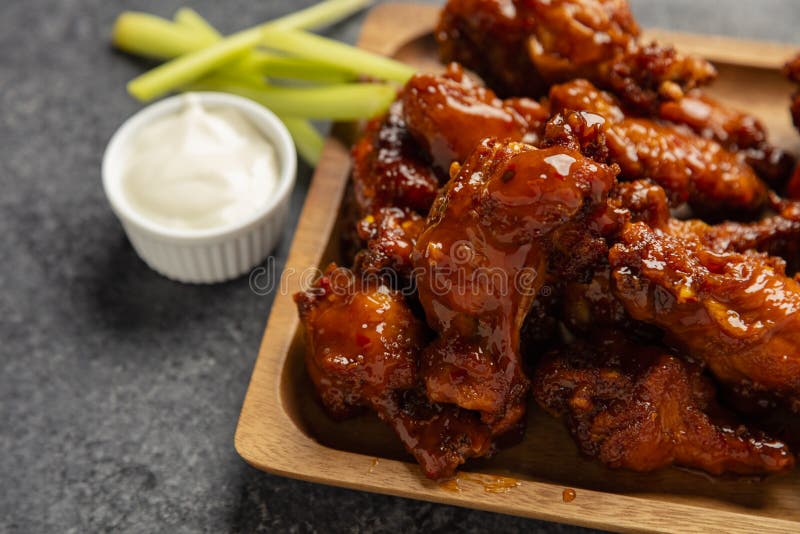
left=173, top=8, right=221, bottom=40
left=245, top=54, right=356, bottom=83
left=127, top=28, right=263, bottom=102
left=187, top=78, right=396, bottom=120
left=280, top=117, right=324, bottom=165
left=266, top=0, right=373, bottom=31
left=262, top=29, right=415, bottom=83
left=114, top=0, right=372, bottom=62
left=112, top=12, right=214, bottom=59
left=169, top=10, right=356, bottom=84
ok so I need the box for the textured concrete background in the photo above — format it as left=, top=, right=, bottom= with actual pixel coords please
left=1, top=1, right=798, bottom=532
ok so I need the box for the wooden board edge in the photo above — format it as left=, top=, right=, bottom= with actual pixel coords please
left=643, top=28, right=797, bottom=71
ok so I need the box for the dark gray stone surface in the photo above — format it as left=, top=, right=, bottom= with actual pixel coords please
left=1, top=1, right=797, bottom=532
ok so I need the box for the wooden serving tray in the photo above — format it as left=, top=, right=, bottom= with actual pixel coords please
left=236, top=4, right=800, bottom=532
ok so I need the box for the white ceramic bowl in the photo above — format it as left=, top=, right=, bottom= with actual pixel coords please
left=102, top=92, right=296, bottom=283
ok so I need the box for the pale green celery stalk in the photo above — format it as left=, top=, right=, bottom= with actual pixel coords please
left=280, top=117, right=324, bottom=165
left=169, top=10, right=355, bottom=84
left=246, top=54, right=356, bottom=83
left=127, top=28, right=263, bottom=102
left=112, top=12, right=215, bottom=59
left=265, top=0, right=372, bottom=30
left=173, top=7, right=221, bottom=40
left=113, top=0, right=372, bottom=62
left=262, top=29, right=415, bottom=83
left=187, top=78, right=397, bottom=120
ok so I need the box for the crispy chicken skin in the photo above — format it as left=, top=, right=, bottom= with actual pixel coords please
left=549, top=79, right=768, bottom=217
left=610, top=222, right=800, bottom=412
left=402, top=64, right=549, bottom=173
left=378, top=388, right=494, bottom=479
left=354, top=207, right=426, bottom=278
left=658, top=90, right=795, bottom=187
left=614, top=179, right=800, bottom=273
left=295, top=264, right=495, bottom=479
left=532, top=334, right=795, bottom=475
left=659, top=90, right=767, bottom=151
left=349, top=98, right=440, bottom=276
left=437, top=0, right=716, bottom=110
left=669, top=217, right=800, bottom=275
left=412, top=138, right=617, bottom=432
left=351, top=100, right=440, bottom=217
left=352, top=69, right=551, bottom=276
left=295, top=264, right=425, bottom=418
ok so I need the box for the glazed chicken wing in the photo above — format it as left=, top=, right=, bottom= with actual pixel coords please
left=532, top=333, right=795, bottom=475
left=658, top=90, right=795, bottom=187
left=549, top=79, right=768, bottom=217
left=614, top=179, right=800, bottom=273
left=351, top=69, right=551, bottom=276
left=351, top=100, right=440, bottom=217
left=610, top=222, right=800, bottom=412
left=401, top=64, right=549, bottom=173
left=412, top=138, right=618, bottom=432
left=669, top=216, right=800, bottom=275
left=437, top=0, right=716, bottom=111
left=295, top=264, right=495, bottom=479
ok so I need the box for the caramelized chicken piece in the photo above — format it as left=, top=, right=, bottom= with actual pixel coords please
left=614, top=179, right=670, bottom=228
left=610, top=222, right=800, bottom=412
left=401, top=64, right=548, bottom=173
left=613, top=178, right=800, bottom=272
left=550, top=79, right=768, bottom=217
left=560, top=265, right=654, bottom=337
left=412, top=138, right=618, bottom=431
left=378, top=388, right=494, bottom=479
left=559, top=180, right=672, bottom=337
left=295, top=264, right=424, bottom=418
left=541, top=108, right=613, bottom=164
left=659, top=90, right=795, bottom=187
left=437, top=0, right=716, bottom=111
left=519, top=279, right=563, bottom=359
left=669, top=216, right=800, bottom=275
left=785, top=53, right=800, bottom=133
left=354, top=207, right=426, bottom=278
left=614, top=179, right=800, bottom=272
left=532, top=333, right=795, bottom=475
left=437, top=0, right=547, bottom=98
left=351, top=100, right=440, bottom=216
left=295, top=264, right=495, bottom=479
left=659, top=90, right=767, bottom=150
left=788, top=165, right=800, bottom=201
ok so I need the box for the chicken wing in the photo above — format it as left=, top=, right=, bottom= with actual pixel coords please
left=658, top=90, right=795, bottom=188
left=549, top=79, right=768, bottom=218
left=532, top=333, right=795, bottom=475
left=610, top=222, right=800, bottom=412
left=351, top=100, right=440, bottom=217
left=669, top=216, right=800, bottom=275
left=412, top=138, right=618, bottom=432
left=295, top=264, right=496, bottom=479
left=402, top=63, right=548, bottom=173
left=613, top=179, right=800, bottom=273
left=437, top=0, right=716, bottom=111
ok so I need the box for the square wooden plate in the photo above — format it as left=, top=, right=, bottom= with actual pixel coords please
left=235, top=4, right=800, bottom=532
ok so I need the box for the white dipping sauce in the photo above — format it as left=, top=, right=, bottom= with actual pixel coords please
left=122, top=94, right=278, bottom=230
